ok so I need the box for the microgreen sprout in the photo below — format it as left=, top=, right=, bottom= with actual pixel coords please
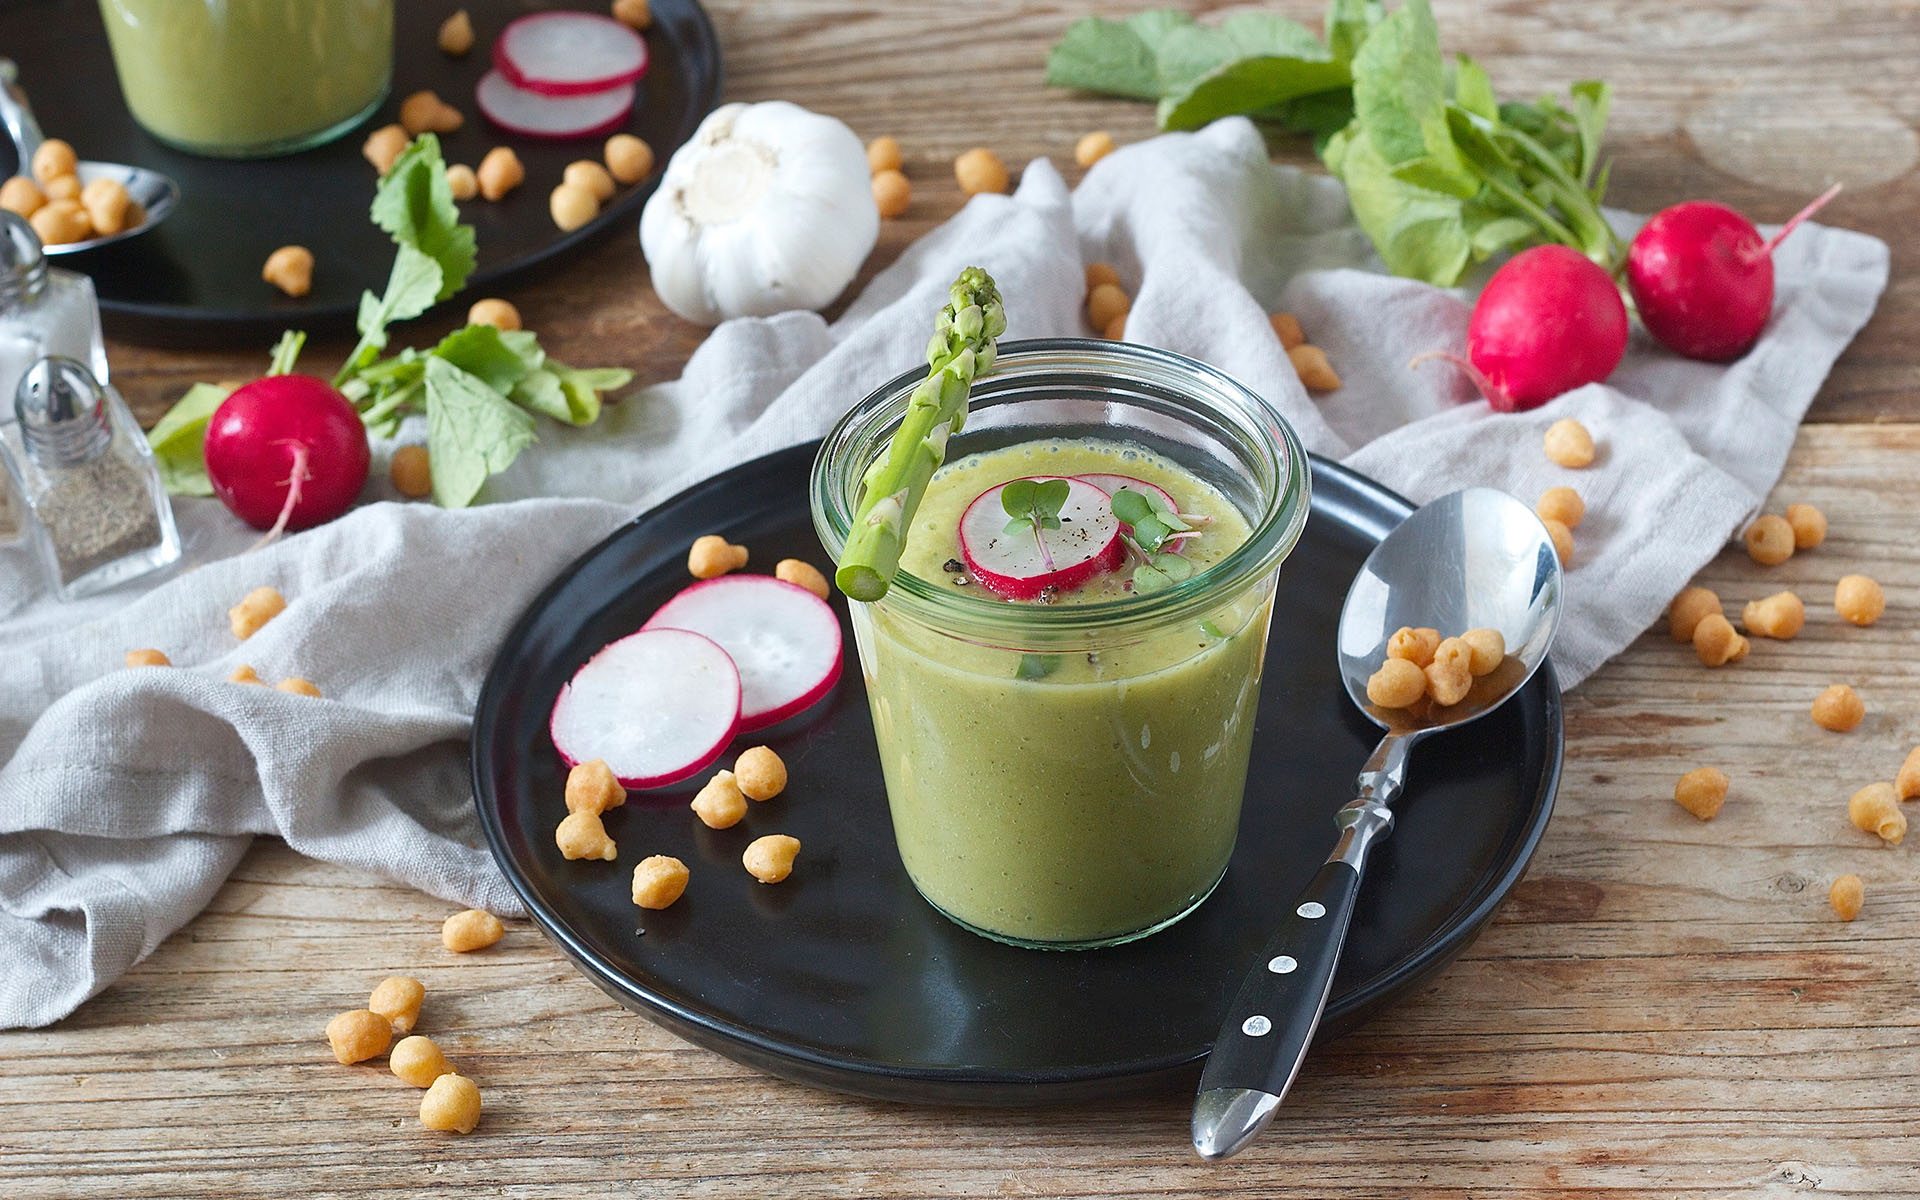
left=1001, top=477, right=1071, bottom=571
left=1015, top=652, right=1062, bottom=680
left=1113, top=486, right=1200, bottom=592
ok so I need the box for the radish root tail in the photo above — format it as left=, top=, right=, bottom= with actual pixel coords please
left=1410, top=350, right=1509, bottom=410
left=1746, top=183, right=1843, bottom=264
left=251, top=441, right=312, bottom=552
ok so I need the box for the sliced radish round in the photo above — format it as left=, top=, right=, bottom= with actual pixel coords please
left=494, top=12, right=650, bottom=97
left=960, top=476, right=1125, bottom=600
left=1075, top=473, right=1190, bottom=555
left=476, top=70, right=636, bottom=140
left=643, top=576, right=843, bottom=731
left=550, top=628, right=740, bottom=789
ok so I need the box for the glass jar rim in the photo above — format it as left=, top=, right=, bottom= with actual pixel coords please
left=811, top=338, right=1312, bottom=640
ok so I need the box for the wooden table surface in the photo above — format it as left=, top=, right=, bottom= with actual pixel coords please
left=4, top=2, right=1918, bottom=1196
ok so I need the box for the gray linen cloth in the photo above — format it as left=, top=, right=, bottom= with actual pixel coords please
left=0, top=119, right=1886, bottom=1028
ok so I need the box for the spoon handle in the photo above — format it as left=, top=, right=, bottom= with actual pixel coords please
left=1190, top=735, right=1409, bottom=1161
left=0, top=60, right=45, bottom=168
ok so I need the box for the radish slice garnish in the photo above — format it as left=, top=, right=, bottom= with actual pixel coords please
left=550, top=628, right=741, bottom=789
left=959, top=476, right=1125, bottom=600
left=1073, top=473, right=1193, bottom=555
left=643, top=576, right=843, bottom=731
left=494, top=12, right=649, bottom=97
left=476, top=70, right=636, bottom=140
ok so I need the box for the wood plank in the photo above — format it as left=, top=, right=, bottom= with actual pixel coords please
left=3, top=422, right=1916, bottom=1197
left=99, top=0, right=1917, bottom=429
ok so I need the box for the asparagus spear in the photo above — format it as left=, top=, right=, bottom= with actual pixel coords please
left=834, top=267, right=1007, bottom=602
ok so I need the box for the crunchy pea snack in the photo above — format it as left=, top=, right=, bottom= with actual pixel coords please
left=866, top=135, right=902, bottom=174
left=438, top=9, right=475, bottom=55
left=743, top=834, right=801, bottom=883
left=1269, top=312, right=1305, bottom=350
left=872, top=169, right=911, bottom=219
left=1424, top=637, right=1473, bottom=706
left=1365, top=658, right=1425, bottom=708
left=275, top=677, right=322, bottom=698
left=734, top=746, right=787, bottom=801
left=419, top=1073, right=482, bottom=1134
left=325, top=1009, right=392, bottom=1065
left=953, top=147, right=1009, bottom=195
left=467, top=298, right=521, bottom=331
left=1287, top=344, right=1341, bottom=392
left=604, top=134, right=654, bottom=184
left=1386, top=626, right=1441, bottom=668
left=1834, top=574, right=1885, bottom=627
left=363, top=124, right=409, bottom=174
left=229, top=586, right=286, bottom=640
left=1743, top=515, right=1794, bottom=566
left=261, top=245, right=314, bottom=298
left=441, top=909, right=505, bottom=953
left=1897, top=746, right=1920, bottom=802
left=1785, top=502, right=1826, bottom=549
left=1086, top=283, right=1130, bottom=331
left=1673, top=767, right=1729, bottom=821
left=632, top=855, right=690, bottom=909
left=1460, top=628, right=1506, bottom=676
left=1075, top=130, right=1117, bottom=167
left=775, top=558, right=831, bottom=600
left=125, top=648, right=170, bottom=668
left=565, top=758, right=627, bottom=815
left=1691, top=613, right=1746, bottom=667
left=1542, top=518, right=1574, bottom=567
left=228, top=664, right=264, bottom=685
left=1848, top=783, right=1904, bottom=845
left=688, top=534, right=748, bottom=579
left=556, top=809, right=618, bottom=861
left=368, top=977, right=426, bottom=1033
left=1740, top=591, right=1804, bottom=639
left=1810, top=684, right=1864, bottom=732
left=1536, top=486, right=1584, bottom=529
left=1542, top=418, right=1594, bottom=468
left=691, top=770, right=748, bottom=829
left=1668, top=586, right=1721, bottom=643
left=1829, top=874, right=1864, bottom=921
left=478, top=146, right=526, bottom=201
left=390, top=1035, right=454, bottom=1088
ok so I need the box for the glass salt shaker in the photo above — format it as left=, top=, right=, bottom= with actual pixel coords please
left=0, top=211, right=107, bottom=539
left=0, top=356, right=179, bottom=601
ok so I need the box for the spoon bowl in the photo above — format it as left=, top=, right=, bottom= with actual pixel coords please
left=1191, top=486, right=1563, bottom=1161
left=1337, top=486, right=1563, bottom=733
left=0, top=58, right=180, bottom=254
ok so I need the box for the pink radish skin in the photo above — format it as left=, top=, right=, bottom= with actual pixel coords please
left=959, top=476, right=1125, bottom=600
left=550, top=628, right=742, bottom=789
left=493, top=12, right=649, bottom=97
left=476, top=70, right=636, bottom=140
left=642, top=575, right=843, bottom=731
left=1625, top=185, right=1840, bottom=362
left=203, top=375, right=370, bottom=535
left=1412, top=245, right=1628, bottom=412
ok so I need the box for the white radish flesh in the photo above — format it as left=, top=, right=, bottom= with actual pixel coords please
left=958, top=476, right=1124, bottom=600
left=643, top=576, right=843, bottom=730
left=476, top=70, right=635, bottom=140
left=549, top=628, right=741, bottom=788
left=1075, top=472, right=1191, bottom=556
left=494, top=13, right=649, bottom=97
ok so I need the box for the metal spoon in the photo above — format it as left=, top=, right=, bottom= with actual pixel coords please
left=1190, top=486, right=1564, bottom=1161
left=0, top=58, right=178, bottom=255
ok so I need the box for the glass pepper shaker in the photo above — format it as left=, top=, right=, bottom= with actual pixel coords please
left=0, top=211, right=107, bottom=539
left=0, top=356, right=179, bottom=601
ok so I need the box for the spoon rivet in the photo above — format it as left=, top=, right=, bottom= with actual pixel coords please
left=1296, top=901, right=1325, bottom=919
left=1240, top=1015, right=1271, bottom=1037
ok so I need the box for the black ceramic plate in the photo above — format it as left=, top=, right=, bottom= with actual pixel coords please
left=472, top=445, right=1562, bottom=1105
left=0, top=0, right=720, bottom=344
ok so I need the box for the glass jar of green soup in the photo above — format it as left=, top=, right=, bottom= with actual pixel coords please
left=97, top=0, right=393, bottom=158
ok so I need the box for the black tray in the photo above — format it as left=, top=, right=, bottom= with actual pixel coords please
left=472, top=445, right=1563, bottom=1105
left=0, top=0, right=721, bottom=345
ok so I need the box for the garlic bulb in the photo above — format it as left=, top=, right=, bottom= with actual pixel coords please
left=640, top=101, right=879, bottom=325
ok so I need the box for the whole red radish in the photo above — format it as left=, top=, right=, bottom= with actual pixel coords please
left=1415, top=245, right=1628, bottom=412
left=1626, top=185, right=1840, bottom=362
left=204, top=375, right=370, bottom=536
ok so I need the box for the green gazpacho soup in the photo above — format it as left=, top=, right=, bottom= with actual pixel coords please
left=858, top=438, right=1270, bottom=946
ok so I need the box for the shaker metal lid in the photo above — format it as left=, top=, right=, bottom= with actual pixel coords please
left=0, top=211, right=46, bottom=305
left=16, top=355, right=110, bottom=464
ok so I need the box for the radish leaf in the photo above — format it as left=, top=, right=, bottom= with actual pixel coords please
left=145, top=382, right=231, bottom=497
left=423, top=357, right=538, bottom=508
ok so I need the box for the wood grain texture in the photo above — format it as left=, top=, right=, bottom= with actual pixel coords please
left=5, top=2, right=1919, bottom=1196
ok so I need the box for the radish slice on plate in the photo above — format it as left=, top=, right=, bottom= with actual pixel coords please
left=476, top=70, right=636, bottom=140
left=959, top=476, right=1125, bottom=599
left=494, top=12, right=649, bottom=97
left=644, top=576, right=843, bottom=731
left=550, top=628, right=741, bottom=789
left=1075, top=473, right=1190, bottom=555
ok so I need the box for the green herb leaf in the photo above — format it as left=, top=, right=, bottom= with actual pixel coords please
left=1132, top=562, right=1172, bottom=593
left=1158, top=51, right=1350, bottom=132
left=1568, top=81, right=1611, bottom=189
left=1110, top=487, right=1152, bottom=527
left=1322, top=122, right=1472, bottom=285
left=369, top=133, right=475, bottom=301
left=1349, top=0, right=1476, bottom=198
left=1156, top=553, right=1195, bottom=582
left=1325, top=0, right=1383, bottom=63
left=266, top=330, right=306, bottom=377
left=343, top=243, right=445, bottom=375
left=509, top=369, right=571, bottom=424
left=423, top=356, right=537, bottom=508
left=1451, top=54, right=1498, bottom=122
left=1015, top=653, right=1062, bottom=681
left=431, top=324, right=533, bottom=394
left=145, top=382, right=232, bottom=497
left=1045, top=15, right=1165, bottom=100
left=1199, top=618, right=1227, bottom=639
